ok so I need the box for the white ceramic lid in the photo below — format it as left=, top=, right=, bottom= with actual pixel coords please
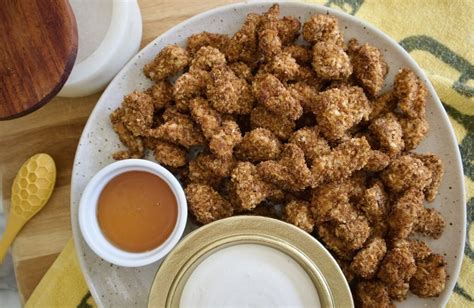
left=58, top=0, right=142, bottom=97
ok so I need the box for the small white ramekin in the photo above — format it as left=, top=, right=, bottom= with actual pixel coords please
left=78, top=159, right=187, bottom=267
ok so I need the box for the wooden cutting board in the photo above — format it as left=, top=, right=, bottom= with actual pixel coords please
left=0, top=0, right=238, bottom=303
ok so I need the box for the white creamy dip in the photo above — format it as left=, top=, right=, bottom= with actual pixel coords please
left=179, top=243, right=321, bottom=308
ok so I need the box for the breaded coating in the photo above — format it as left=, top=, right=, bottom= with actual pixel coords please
left=414, top=207, right=445, bottom=239
left=188, top=154, right=236, bottom=187
left=311, top=137, right=371, bottom=185
left=386, top=279, right=409, bottom=301
left=250, top=106, right=295, bottom=140
left=186, top=32, right=230, bottom=55
left=283, top=45, right=312, bottom=65
left=209, top=120, right=242, bottom=157
left=381, top=155, right=432, bottom=193
left=207, top=65, right=254, bottom=114
left=289, top=126, right=331, bottom=163
left=258, top=143, right=313, bottom=191
left=154, top=141, right=187, bottom=168
left=226, top=13, right=261, bottom=65
left=283, top=200, right=315, bottom=233
left=235, top=128, right=281, bottom=162
left=173, top=69, right=210, bottom=111
left=189, top=46, right=226, bottom=71
left=302, top=14, right=343, bottom=46
left=369, top=91, right=397, bottom=121
left=110, top=110, right=144, bottom=159
left=311, top=181, right=353, bottom=224
left=364, top=150, right=391, bottom=172
left=400, top=116, right=429, bottom=150
left=355, top=280, right=394, bottom=308
left=378, top=247, right=416, bottom=285
left=228, top=61, right=253, bottom=82
left=185, top=183, right=233, bottom=224
left=394, top=68, right=428, bottom=118
left=312, top=86, right=371, bottom=141
left=369, top=112, right=405, bottom=156
left=410, top=254, right=447, bottom=298
left=412, top=153, right=443, bottom=202
left=393, top=239, right=433, bottom=262
left=230, top=162, right=282, bottom=211
left=150, top=112, right=205, bottom=148
left=388, top=188, right=424, bottom=240
left=295, top=66, right=324, bottom=89
left=144, top=45, right=189, bottom=81
left=120, top=91, right=154, bottom=136
left=360, top=181, right=389, bottom=225
left=317, top=223, right=354, bottom=259
left=266, top=52, right=300, bottom=82
left=253, top=74, right=303, bottom=121
left=351, top=237, right=387, bottom=279
left=259, top=28, right=282, bottom=59
left=348, top=39, right=388, bottom=97
left=312, top=41, right=352, bottom=80
left=288, top=82, right=319, bottom=113
left=148, top=81, right=173, bottom=110
left=277, top=16, right=301, bottom=45
left=189, top=97, right=222, bottom=139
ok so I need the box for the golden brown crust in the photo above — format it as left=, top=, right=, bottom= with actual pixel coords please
left=302, top=14, right=343, bottom=46
left=154, top=141, right=187, bottom=168
left=411, top=153, right=444, bottom=202
left=355, top=280, right=394, bottom=308
left=283, top=200, right=315, bottom=233
left=185, top=183, right=234, bottom=224
left=377, top=247, right=416, bottom=285
left=394, top=68, right=428, bottom=118
left=235, top=128, right=282, bottom=162
left=188, top=154, right=236, bottom=187
left=351, top=237, right=387, bottom=279
left=189, top=46, right=227, bottom=72
left=289, top=126, right=331, bottom=163
left=369, top=112, right=405, bottom=157
left=388, top=188, right=424, bottom=240
left=312, top=41, right=352, bottom=80
left=209, top=120, right=242, bottom=157
left=381, top=155, right=432, bottom=193
left=144, top=45, right=189, bottom=81
left=400, top=116, right=429, bottom=150
left=250, top=106, right=295, bottom=140
left=410, top=254, right=447, bottom=297
left=414, top=207, right=445, bottom=239
left=186, top=32, right=230, bottom=55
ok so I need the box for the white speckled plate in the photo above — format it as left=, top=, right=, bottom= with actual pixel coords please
left=71, top=1, right=466, bottom=307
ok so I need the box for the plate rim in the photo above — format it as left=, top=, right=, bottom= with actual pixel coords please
left=70, top=1, right=467, bottom=306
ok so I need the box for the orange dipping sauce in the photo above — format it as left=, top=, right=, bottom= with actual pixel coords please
left=97, top=171, right=178, bottom=252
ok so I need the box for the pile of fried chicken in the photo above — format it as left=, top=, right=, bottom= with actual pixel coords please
left=110, top=4, right=447, bottom=307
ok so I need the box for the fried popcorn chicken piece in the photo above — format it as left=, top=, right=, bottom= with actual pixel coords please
left=355, top=280, right=394, bottom=308
left=258, top=143, right=313, bottom=191
left=277, top=16, right=301, bottom=46
left=378, top=246, right=417, bottom=285
left=110, top=109, right=145, bottom=159
left=144, top=45, right=189, bottom=81
left=360, top=181, right=389, bottom=225
left=393, top=239, right=433, bottom=262
left=173, top=69, right=210, bottom=111
left=189, top=97, right=222, bottom=139
left=230, top=162, right=282, bottom=211
left=394, top=68, right=428, bottom=118
left=312, top=86, right=371, bottom=141
left=189, top=46, right=227, bottom=72
left=188, top=154, right=236, bottom=187
left=302, top=14, right=343, bottom=46
left=289, top=126, right=331, bottom=163
left=266, top=52, right=300, bottom=82
left=207, top=65, right=254, bottom=114
left=295, top=66, right=324, bottom=89
left=410, top=254, right=447, bottom=298
left=364, top=150, right=391, bottom=172
left=312, top=41, right=352, bottom=80
left=226, top=13, right=261, bottom=65
left=228, top=62, right=253, bottom=82
left=311, top=181, right=354, bottom=224
left=412, top=153, right=444, bottom=202
left=150, top=112, right=205, bottom=148
left=235, top=128, right=281, bottom=162
left=186, top=31, right=230, bottom=55
left=209, top=120, right=242, bottom=157
left=399, top=116, right=429, bottom=150
left=250, top=106, right=296, bottom=140
left=288, top=82, right=319, bottom=114
left=351, top=237, right=387, bottom=279
left=369, top=91, right=397, bottom=121
left=258, top=5, right=282, bottom=60
left=283, top=45, right=312, bottom=65
left=311, top=137, right=372, bottom=186
left=414, top=207, right=445, bottom=239
left=317, top=223, right=354, bottom=260
left=253, top=74, right=302, bottom=121
left=119, top=91, right=154, bottom=136
left=283, top=200, right=315, bottom=233
left=388, top=188, right=424, bottom=240
left=185, top=183, right=233, bottom=224
left=148, top=81, right=173, bottom=110
left=153, top=141, right=186, bottom=168
left=348, top=39, right=388, bottom=97
left=381, top=154, right=432, bottom=193
left=369, top=113, right=405, bottom=156
left=386, top=279, right=410, bottom=301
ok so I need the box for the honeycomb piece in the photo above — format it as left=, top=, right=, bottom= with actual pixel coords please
left=11, top=154, right=56, bottom=219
